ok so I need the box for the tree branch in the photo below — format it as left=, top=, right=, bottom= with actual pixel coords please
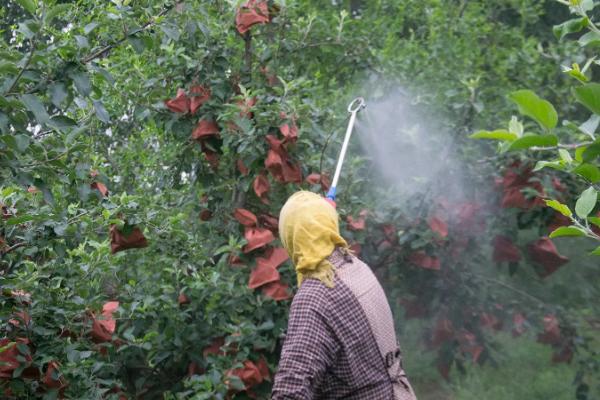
left=80, top=7, right=172, bottom=64
left=476, top=274, right=546, bottom=306
left=1, top=242, right=27, bottom=256
left=19, top=150, right=69, bottom=168
left=4, top=39, right=37, bottom=95
left=530, top=142, right=593, bottom=151
left=243, top=31, right=253, bottom=77
left=296, top=40, right=345, bottom=50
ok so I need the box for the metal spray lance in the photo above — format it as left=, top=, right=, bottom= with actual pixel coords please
left=326, top=97, right=367, bottom=203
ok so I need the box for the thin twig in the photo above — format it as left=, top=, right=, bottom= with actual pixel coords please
left=243, top=32, right=253, bottom=75
left=19, top=150, right=69, bottom=168
left=477, top=274, right=546, bottom=305
left=4, top=39, right=37, bottom=95
left=1, top=242, right=27, bottom=256
left=572, top=219, right=600, bottom=242
left=272, top=5, right=287, bottom=74
left=530, top=142, right=593, bottom=151
left=458, top=0, right=468, bottom=19
left=67, top=211, right=89, bottom=225
left=80, top=7, right=171, bottom=64
left=296, top=41, right=344, bottom=50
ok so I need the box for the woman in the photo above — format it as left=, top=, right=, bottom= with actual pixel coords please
left=272, top=191, right=417, bottom=400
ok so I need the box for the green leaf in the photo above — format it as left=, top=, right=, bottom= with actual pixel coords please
left=591, top=246, right=600, bottom=256
left=508, top=90, right=558, bottom=130
left=574, top=83, right=600, bottom=114
left=469, top=129, right=517, bottom=141
left=109, top=219, right=125, bottom=228
left=6, top=215, right=36, bottom=226
left=15, top=134, right=30, bottom=152
left=573, top=163, right=600, bottom=183
left=67, top=349, right=80, bottom=363
left=581, top=0, right=595, bottom=12
left=49, top=116, right=77, bottom=131
left=0, top=135, right=16, bottom=150
left=75, top=35, right=90, bottom=49
left=2, top=134, right=30, bottom=153
left=582, top=140, right=600, bottom=162
left=558, top=149, right=573, bottom=164
left=588, top=217, right=600, bottom=227
left=49, top=83, right=68, bottom=108
left=1, top=187, right=17, bottom=197
left=0, top=62, right=19, bottom=75
left=45, top=4, right=71, bottom=23
left=575, top=146, right=586, bottom=162
left=70, top=71, right=92, bottom=97
left=33, top=326, right=56, bottom=336
left=579, top=114, right=599, bottom=139
left=533, top=161, right=564, bottom=171
left=40, top=184, right=54, bottom=206
left=579, top=31, right=600, bottom=47
left=575, top=186, right=598, bottom=219
left=549, top=226, right=586, bottom=238
left=544, top=200, right=573, bottom=218
left=91, top=66, right=115, bottom=86
left=13, top=364, right=25, bottom=379
left=93, top=100, right=110, bottom=123
left=83, top=22, right=99, bottom=34
left=16, top=343, right=29, bottom=355
left=15, top=0, right=37, bottom=14
left=0, top=113, right=8, bottom=133
left=21, top=94, right=50, bottom=124
left=160, top=25, right=181, bottom=41
left=545, top=199, right=573, bottom=217
left=566, top=67, right=589, bottom=83
left=128, top=37, right=146, bottom=54
left=509, top=116, right=524, bottom=137
left=553, top=17, right=588, bottom=40
left=227, top=375, right=246, bottom=391
left=508, top=134, right=558, bottom=151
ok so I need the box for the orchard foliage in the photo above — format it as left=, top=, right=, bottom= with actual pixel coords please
left=473, top=0, right=600, bottom=249
left=1, top=0, right=599, bottom=399
left=471, top=0, right=600, bottom=396
left=0, top=0, right=377, bottom=398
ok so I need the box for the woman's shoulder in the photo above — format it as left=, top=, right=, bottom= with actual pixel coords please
left=291, top=279, right=333, bottom=311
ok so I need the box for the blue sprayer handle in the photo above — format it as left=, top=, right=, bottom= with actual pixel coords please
left=326, top=186, right=337, bottom=200
left=324, top=187, right=337, bottom=208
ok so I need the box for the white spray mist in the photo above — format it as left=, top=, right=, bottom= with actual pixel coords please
left=353, top=88, right=468, bottom=207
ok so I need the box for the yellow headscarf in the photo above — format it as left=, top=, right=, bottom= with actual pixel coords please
left=278, top=191, right=348, bottom=288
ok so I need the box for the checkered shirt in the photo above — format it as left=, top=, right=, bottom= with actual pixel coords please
left=271, top=250, right=416, bottom=400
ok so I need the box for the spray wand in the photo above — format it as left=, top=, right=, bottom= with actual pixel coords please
left=325, top=97, right=366, bottom=206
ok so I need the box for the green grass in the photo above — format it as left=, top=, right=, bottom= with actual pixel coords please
left=399, top=323, right=584, bottom=400
left=451, top=333, right=575, bottom=400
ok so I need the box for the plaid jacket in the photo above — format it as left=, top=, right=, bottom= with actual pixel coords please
left=272, top=249, right=416, bottom=400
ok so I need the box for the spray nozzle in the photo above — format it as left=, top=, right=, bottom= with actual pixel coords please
left=347, top=97, right=366, bottom=113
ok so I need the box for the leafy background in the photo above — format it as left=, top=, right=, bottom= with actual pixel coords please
left=1, top=0, right=599, bottom=399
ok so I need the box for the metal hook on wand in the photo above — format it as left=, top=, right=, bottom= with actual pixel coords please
left=326, top=97, right=367, bottom=202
